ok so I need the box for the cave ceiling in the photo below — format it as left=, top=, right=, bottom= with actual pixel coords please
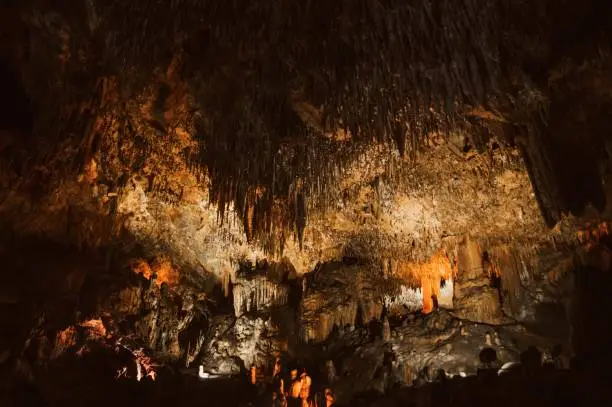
left=1, top=0, right=611, bottom=282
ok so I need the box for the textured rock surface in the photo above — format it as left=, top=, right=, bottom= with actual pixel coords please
left=2, top=1, right=612, bottom=406
left=232, top=274, right=290, bottom=317
left=452, top=237, right=511, bottom=325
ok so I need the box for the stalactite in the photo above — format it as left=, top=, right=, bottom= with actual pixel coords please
left=185, top=330, right=206, bottom=367
left=384, top=285, right=424, bottom=313
left=301, top=263, right=408, bottom=342
left=16, top=0, right=555, bottom=254
left=232, top=275, right=289, bottom=317
left=306, top=301, right=359, bottom=343
left=360, top=299, right=384, bottom=324
left=576, top=221, right=610, bottom=248
left=421, top=277, right=435, bottom=314
left=486, top=246, right=521, bottom=302
left=384, top=252, right=455, bottom=292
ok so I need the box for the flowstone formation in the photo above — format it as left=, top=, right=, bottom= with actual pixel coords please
left=2, top=0, right=612, bottom=406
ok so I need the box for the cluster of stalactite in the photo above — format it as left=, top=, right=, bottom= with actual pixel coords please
left=576, top=222, right=610, bottom=248
left=13, top=0, right=606, bottom=251
left=382, top=252, right=457, bottom=313
left=300, top=263, right=395, bottom=342
left=94, top=0, right=548, bottom=132
left=383, top=285, right=424, bottom=314
left=298, top=254, right=464, bottom=342
left=178, top=0, right=548, bottom=250
left=232, top=275, right=290, bottom=317
left=301, top=296, right=359, bottom=343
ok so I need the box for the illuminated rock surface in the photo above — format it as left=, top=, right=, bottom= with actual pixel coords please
left=1, top=1, right=612, bottom=406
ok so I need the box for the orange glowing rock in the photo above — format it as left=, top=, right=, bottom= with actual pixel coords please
left=80, top=319, right=107, bottom=339
left=131, top=256, right=179, bottom=288
left=299, top=371, right=312, bottom=402
left=290, top=369, right=302, bottom=398
left=421, top=278, right=434, bottom=314
left=325, top=388, right=335, bottom=407
left=386, top=250, right=455, bottom=313
left=52, top=326, right=77, bottom=359
left=132, top=348, right=157, bottom=381
left=576, top=222, right=610, bottom=249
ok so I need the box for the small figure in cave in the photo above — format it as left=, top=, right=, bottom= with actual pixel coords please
left=325, top=360, right=337, bottom=384
left=432, top=369, right=451, bottom=407
left=299, top=369, right=312, bottom=407
left=413, top=365, right=430, bottom=386
left=160, top=282, right=169, bottom=298
left=372, top=366, right=387, bottom=394
left=385, top=353, right=402, bottom=390
left=435, top=368, right=447, bottom=382
left=287, top=369, right=302, bottom=407
left=272, top=368, right=285, bottom=398
left=149, top=272, right=158, bottom=289
left=551, top=344, right=564, bottom=368
left=520, top=346, right=542, bottom=376
left=368, top=319, right=381, bottom=342
left=272, top=392, right=284, bottom=407
left=273, top=357, right=282, bottom=377
left=382, top=349, right=396, bottom=374
left=250, top=364, right=257, bottom=385
left=324, top=388, right=335, bottom=407
left=431, top=294, right=439, bottom=311
left=478, top=347, right=498, bottom=369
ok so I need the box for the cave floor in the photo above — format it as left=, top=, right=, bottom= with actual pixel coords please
left=2, top=366, right=611, bottom=407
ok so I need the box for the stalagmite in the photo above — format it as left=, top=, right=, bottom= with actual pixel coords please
left=301, top=264, right=406, bottom=342
left=221, top=267, right=233, bottom=298
left=185, top=330, right=207, bottom=368
left=382, top=316, right=391, bottom=341
left=360, top=300, right=384, bottom=324
left=453, top=237, right=507, bottom=324
left=136, top=361, right=143, bottom=381
left=307, top=301, right=359, bottom=343
left=299, top=370, right=312, bottom=407
left=290, top=369, right=302, bottom=401
left=325, top=360, right=337, bottom=384
left=325, top=388, right=335, bottom=407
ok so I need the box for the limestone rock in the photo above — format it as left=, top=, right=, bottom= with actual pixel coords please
left=452, top=238, right=509, bottom=325
left=300, top=262, right=392, bottom=342
left=232, top=274, right=289, bottom=317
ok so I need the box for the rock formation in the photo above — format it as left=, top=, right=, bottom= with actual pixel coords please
left=1, top=0, right=612, bottom=406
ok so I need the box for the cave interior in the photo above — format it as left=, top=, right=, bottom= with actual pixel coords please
left=1, top=1, right=612, bottom=406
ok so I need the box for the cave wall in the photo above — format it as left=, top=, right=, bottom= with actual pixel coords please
left=0, top=230, right=604, bottom=407
left=2, top=1, right=612, bottom=404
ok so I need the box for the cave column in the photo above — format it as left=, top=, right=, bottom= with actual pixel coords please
left=421, top=277, right=439, bottom=314
left=452, top=236, right=507, bottom=324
